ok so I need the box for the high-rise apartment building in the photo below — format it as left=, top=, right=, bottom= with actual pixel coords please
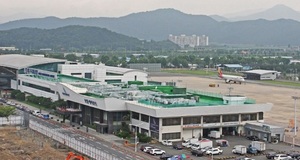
left=168, top=34, right=209, bottom=48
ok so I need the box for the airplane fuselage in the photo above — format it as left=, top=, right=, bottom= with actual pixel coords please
left=219, top=74, right=245, bottom=84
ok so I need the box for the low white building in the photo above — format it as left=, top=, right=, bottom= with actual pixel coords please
left=58, top=63, right=147, bottom=84
left=242, top=70, right=279, bottom=80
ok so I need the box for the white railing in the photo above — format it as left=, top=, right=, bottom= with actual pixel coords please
left=29, top=121, right=119, bottom=160
left=0, top=116, right=23, bottom=125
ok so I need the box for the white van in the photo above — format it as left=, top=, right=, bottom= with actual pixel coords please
left=182, top=138, right=198, bottom=147
left=32, top=110, right=41, bottom=116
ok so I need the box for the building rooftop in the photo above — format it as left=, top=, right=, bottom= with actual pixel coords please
left=0, top=54, right=66, bottom=70
left=242, top=69, right=278, bottom=75
left=24, top=71, right=257, bottom=108
left=25, top=74, right=97, bottom=83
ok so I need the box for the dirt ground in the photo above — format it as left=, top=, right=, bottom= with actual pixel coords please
left=150, top=75, right=300, bottom=127
left=0, top=126, right=68, bottom=160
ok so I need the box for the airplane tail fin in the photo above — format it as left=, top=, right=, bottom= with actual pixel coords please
left=218, top=67, right=223, bottom=77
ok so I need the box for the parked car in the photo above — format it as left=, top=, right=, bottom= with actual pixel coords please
left=200, top=146, right=212, bottom=152
left=149, top=148, right=165, bottom=155
left=274, top=154, right=292, bottom=160
left=206, top=148, right=223, bottom=155
left=140, top=145, right=147, bottom=151
left=160, top=154, right=173, bottom=160
left=287, top=152, right=300, bottom=159
left=246, top=135, right=259, bottom=141
left=266, top=151, right=277, bottom=159
left=143, top=146, right=153, bottom=153
left=191, top=149, right=205, bottom=157
left=173, top=143, right=183, bottom=150
left=161, top=140, right=173, bottom=146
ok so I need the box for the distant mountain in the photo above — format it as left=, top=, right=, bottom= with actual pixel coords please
left=0, top=26, right=179, bottom=50
left=1, top=8, right=300, bottom=45
left=229, top=4, right=300, bottom=21
left=209, top=15, right=230, bottom=22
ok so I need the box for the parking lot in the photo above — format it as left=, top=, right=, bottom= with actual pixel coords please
left=138, top=135, right=300, bottom=160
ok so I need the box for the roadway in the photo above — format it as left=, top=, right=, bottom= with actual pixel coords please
left=13, top=106, right=155, bottom=160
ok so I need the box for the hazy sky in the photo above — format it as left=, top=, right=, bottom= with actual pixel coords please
left=1, top=0, right=300, bottom=20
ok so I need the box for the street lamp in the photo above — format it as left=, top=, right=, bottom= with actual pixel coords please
left=129, top=123, right=144, bottom=152
left=292, top=96, right=300, bottom=150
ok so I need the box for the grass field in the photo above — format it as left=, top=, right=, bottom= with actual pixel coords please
left=162, top=69, right=243, bottom=76
left=162, top=69, right=218, bottom=76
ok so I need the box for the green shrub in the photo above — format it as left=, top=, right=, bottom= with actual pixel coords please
left=117, top=131, right=131, bottom=139
left=138, top=133, right=152, bottom=143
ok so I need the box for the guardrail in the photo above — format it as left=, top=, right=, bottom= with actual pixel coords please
left=0, top=116, right=23, bottom=125
left=29, top=120, right=120, bottom=160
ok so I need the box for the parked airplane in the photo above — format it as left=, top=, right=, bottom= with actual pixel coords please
left=218, top=68, right=245, bottom=84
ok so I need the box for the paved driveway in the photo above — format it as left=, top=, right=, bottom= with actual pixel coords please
left=139, top=135, right=300, bottom=160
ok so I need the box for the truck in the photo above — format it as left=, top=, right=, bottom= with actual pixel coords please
left=182, top=138, right=198, bottom=147
left=232, top=145, right=247, bottom=155
left=250, top=141, right=266, bottom=152
left=191, top=139, right=213, bottom=150
left=208, top=130, right=221, bottom=139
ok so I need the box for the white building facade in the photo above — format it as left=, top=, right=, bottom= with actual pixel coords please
left=168, top=34, right=209, bottom=48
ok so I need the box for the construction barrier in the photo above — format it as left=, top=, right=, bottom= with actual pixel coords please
left=29, top=120, right=119, bottom=160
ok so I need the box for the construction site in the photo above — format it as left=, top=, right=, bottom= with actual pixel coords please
left=0, top=126, right=71, bottom=160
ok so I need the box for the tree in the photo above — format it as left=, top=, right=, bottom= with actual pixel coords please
left=16, top=92, right=25, bottom=101
left=83, top=54, right=94, bottom=64
left=0, top=106, right=15, bottom=121
left=100, top=55, right=110, bottom=64
left=11, top=90, right=21, bottom=99
left=65, top=54, right=78, bottom=61
left=51, top=99, right=67, bottom=109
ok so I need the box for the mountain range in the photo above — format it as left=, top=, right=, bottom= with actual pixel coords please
left=1, top=5, right=300, bottom=45
left=0, top=26, right=178, bottom=51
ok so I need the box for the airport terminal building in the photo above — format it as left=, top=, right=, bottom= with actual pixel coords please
left=0, top=54, right=273, bottom=142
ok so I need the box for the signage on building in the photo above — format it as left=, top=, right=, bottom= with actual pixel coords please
left=150, top=117, right=159, bottom=133
left=84, top=99, right=97, bottom=106
left=222, top=122, right=240, bottom=126
left=182, top=124, right=201, bottom=129
left=61, top=87, right=70, bottom=96
left=24, top=68, right=57, bottom=79
left=203, top=123, right=221, bottom=127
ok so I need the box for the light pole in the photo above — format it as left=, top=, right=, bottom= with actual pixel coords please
left=129, top=123, right=144, bottom=152
left=292, top=96, right=300, bottom=150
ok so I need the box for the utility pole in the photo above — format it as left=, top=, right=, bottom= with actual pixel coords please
left=292, top=96, right=300, bottom=150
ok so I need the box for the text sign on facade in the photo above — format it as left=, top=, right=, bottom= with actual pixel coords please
left=150, top=117, right=159, bottom=133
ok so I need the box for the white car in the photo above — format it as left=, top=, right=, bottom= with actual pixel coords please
left=274, top=154, right=292, bottom=160
left=161, top=140, right=173, bottom=146
left=149, top=148, right=165, bottom=155
left=206, top=148, right=223, bottom=155
left=143, top=146, right=153, bottom=153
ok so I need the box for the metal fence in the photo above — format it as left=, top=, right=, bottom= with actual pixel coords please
left=29, top=120, right=120, bottom=160
left=0, top=116, right=23, bottom=125
left=284, top=135, right=300, bottom=146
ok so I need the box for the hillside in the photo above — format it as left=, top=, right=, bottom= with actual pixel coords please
left=0, top=26, right=178, bottom=51
left=1, top=8, right=300, bottom=45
